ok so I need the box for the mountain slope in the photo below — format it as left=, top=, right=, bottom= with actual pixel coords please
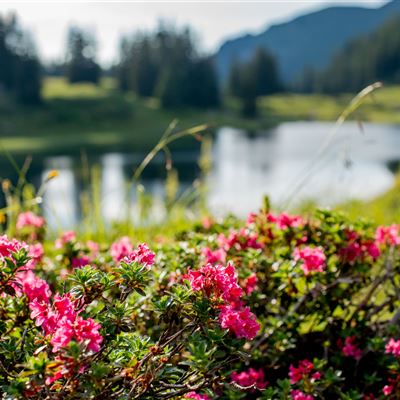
left=216, top=0, right=400, bottom=85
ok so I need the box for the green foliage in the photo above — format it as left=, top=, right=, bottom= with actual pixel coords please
left=296, top=16, right=400, bottom=94
left=3, top=195, right=400, bottom=398
left=118, top=25, right=220, bottom=110
left=65, top=26, right=101, bottom=84
left=228, top=47, right=281, bottom=117
left=0, top=13, right=42, bottom=105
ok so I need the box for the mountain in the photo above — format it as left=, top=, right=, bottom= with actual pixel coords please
left=216, top=0, right=400, bottom=86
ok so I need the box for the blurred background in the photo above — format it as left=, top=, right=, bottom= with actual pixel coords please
left=0, top=0, right=399, bottom=228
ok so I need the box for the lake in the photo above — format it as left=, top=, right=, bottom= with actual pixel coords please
left=39, top=121, right=400, bottom=227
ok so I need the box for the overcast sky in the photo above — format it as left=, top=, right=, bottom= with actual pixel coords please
left=0, top=1, right=388, bottom=65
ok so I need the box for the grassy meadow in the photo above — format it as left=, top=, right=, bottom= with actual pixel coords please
left=1, top=77, right=399, bottom=158
left=1, top=77, right=400, bottom=227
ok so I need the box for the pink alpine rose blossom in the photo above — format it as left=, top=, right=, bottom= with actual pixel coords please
left=246, top=212, right=258, bottom=226
left=219, top=304, right=260, bottom=340
left=185, top=392, right=210, bottom=400
left=29, top=292, right=103, bottom=353
left=86, top=240, right=100, bottom=256
left=291, top=390, right=314, bottom=400
left=0, top=235, right=28, bottom=258
left=383, top=385, right=394, bottom=396
left=289, top=360, right=318, bottom=384
left=20, top=271, right=52, bottom=304
left=275, top=212, right=304, bottom=230
left=385, top=338, right=400, bottom=357
left=55, top=231, right=76, bottom=249
left=186, top=263, right=242, bottom=304
left=201, top=247, right=226, bottom=264
left=201, top=216, right=214, bottom=230
left=51, top=319, right=75, bottom=352
left=69, top=316, right=102, bottom=352
left=16, top=211, right=45, bottom=230
left=123, top=243, right=155, bottom=268
left=293, top=246, right=326, bottom=275
left=375, top=225, right=400, bottom=246
left=231, top=367, right=268, bottom=390
left=29, top=299, right=57, bottom=333
left=71, top=256, right=91, bottom=269
left=218, top=228, right=263, bottom=252
left=364, top=241, right=381, bottom=259
left=342, top=336, right=362, bottom=360
left=243, top=273, right=258, bottom=295
left=111, top=236, right=133, bottom=262
left=26, top=243, right=44, bottom=269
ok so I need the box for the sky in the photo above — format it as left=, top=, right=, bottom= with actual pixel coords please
left=0, top=0, right=388, bottom=66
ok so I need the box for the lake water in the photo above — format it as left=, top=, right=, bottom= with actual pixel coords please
left=40, top=121, right=400, bottom=227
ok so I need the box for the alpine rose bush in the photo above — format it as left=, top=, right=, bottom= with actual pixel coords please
left=2, top=203, right=400, bottom=399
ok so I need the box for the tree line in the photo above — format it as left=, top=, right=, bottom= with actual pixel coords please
left=0, top=14, right=41, bottom=105
left=294, top=15, right=400, bottom=94
left=0, top=14, right=280, bottom=116
left=117, top=25, right=220, bottom=109
left=2, top=11, right=400, bottom=112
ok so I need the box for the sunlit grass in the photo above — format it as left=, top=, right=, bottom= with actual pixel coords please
left=1, top=77, right=399, bottom=158
left=258, top=85, right=400, bottom=123
left=42, top=77, right=117, bottom=99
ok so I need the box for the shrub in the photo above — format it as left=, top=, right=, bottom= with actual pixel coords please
left=1, top=203, right=400, bottom=399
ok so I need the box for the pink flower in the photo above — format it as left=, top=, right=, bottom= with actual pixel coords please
left=26, top=243, right=44, bottom=269
left=289, top=360, right=317, bottom=384
left=86, top=240, right=100, bottom=256
left=55, top=231, right=76, bottom=249
left=53, top=294, right=78, bottom=323
left=19, top=271, right=52, bottom=304
left=123, top=243, right=155, bottom=268
left=383, top=385, right=394, bottom=396
left=340, top=230, right=381, bottom=262
left=386, top=338, right=400, bottom=357
left=185, top=392, right=210, bottom=400
left=51, top=319, right=75, bottom=352
left=246, top=212, right=258, bottom=225
left=30, top=300, right=56, bottom=332
left=45, top=368, right=63, bottom=385
left=218, top=229, right=263, bottom=252
left=201, top=216, right=214, bottom=230
left=16, top=212, right=45, bottom=230
left=111, top=236, right=133, bottom=262
left=72, top=256, right=91, bottom=269
left=219, top=305, right=260, bottom=340
left=376, top=225, right=400, bottom=246
left=291, top=390, right=314, bottom=400
left=293, top=247, right=326, bottom=275
left=364, top=241, right=380, bottom=259
left=231, top=367, right=268, bottom=390
left=275, top=212, right=304, bottom=229
left=30, top=293, right=76, bottom=335
left=201, top=247, right=226, bottom=264
left=312, top=371, right=321, bottom=381
left=0, top=235, right=28, bottom=258
left=186, top=263, right=242, bottom=304
left=340, top=242, right=362, bottom=263
left=342, top=336, right=362, bottom=360
left=44, top=354, right=86, bottom=385
left=243, top=273, right=257, bottom=295
left=30, top=293, right=103, bottom=353
left=73, top=316, right=103, bottom=352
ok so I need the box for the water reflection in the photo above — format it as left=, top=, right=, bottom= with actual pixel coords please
left=42, top=157, right=78, bottom=228
left=42, top=122, right=400, bottom=227
left=101, top=153, right=126, bottom=221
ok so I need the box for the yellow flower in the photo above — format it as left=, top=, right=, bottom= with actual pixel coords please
left=46, top=170, right=59, bottom=181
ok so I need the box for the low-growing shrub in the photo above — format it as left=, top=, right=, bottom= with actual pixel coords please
left=1, top=203, right=400, bottom=399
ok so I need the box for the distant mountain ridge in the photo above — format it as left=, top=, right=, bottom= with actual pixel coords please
left=216, top=0, right=400, bottom=86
